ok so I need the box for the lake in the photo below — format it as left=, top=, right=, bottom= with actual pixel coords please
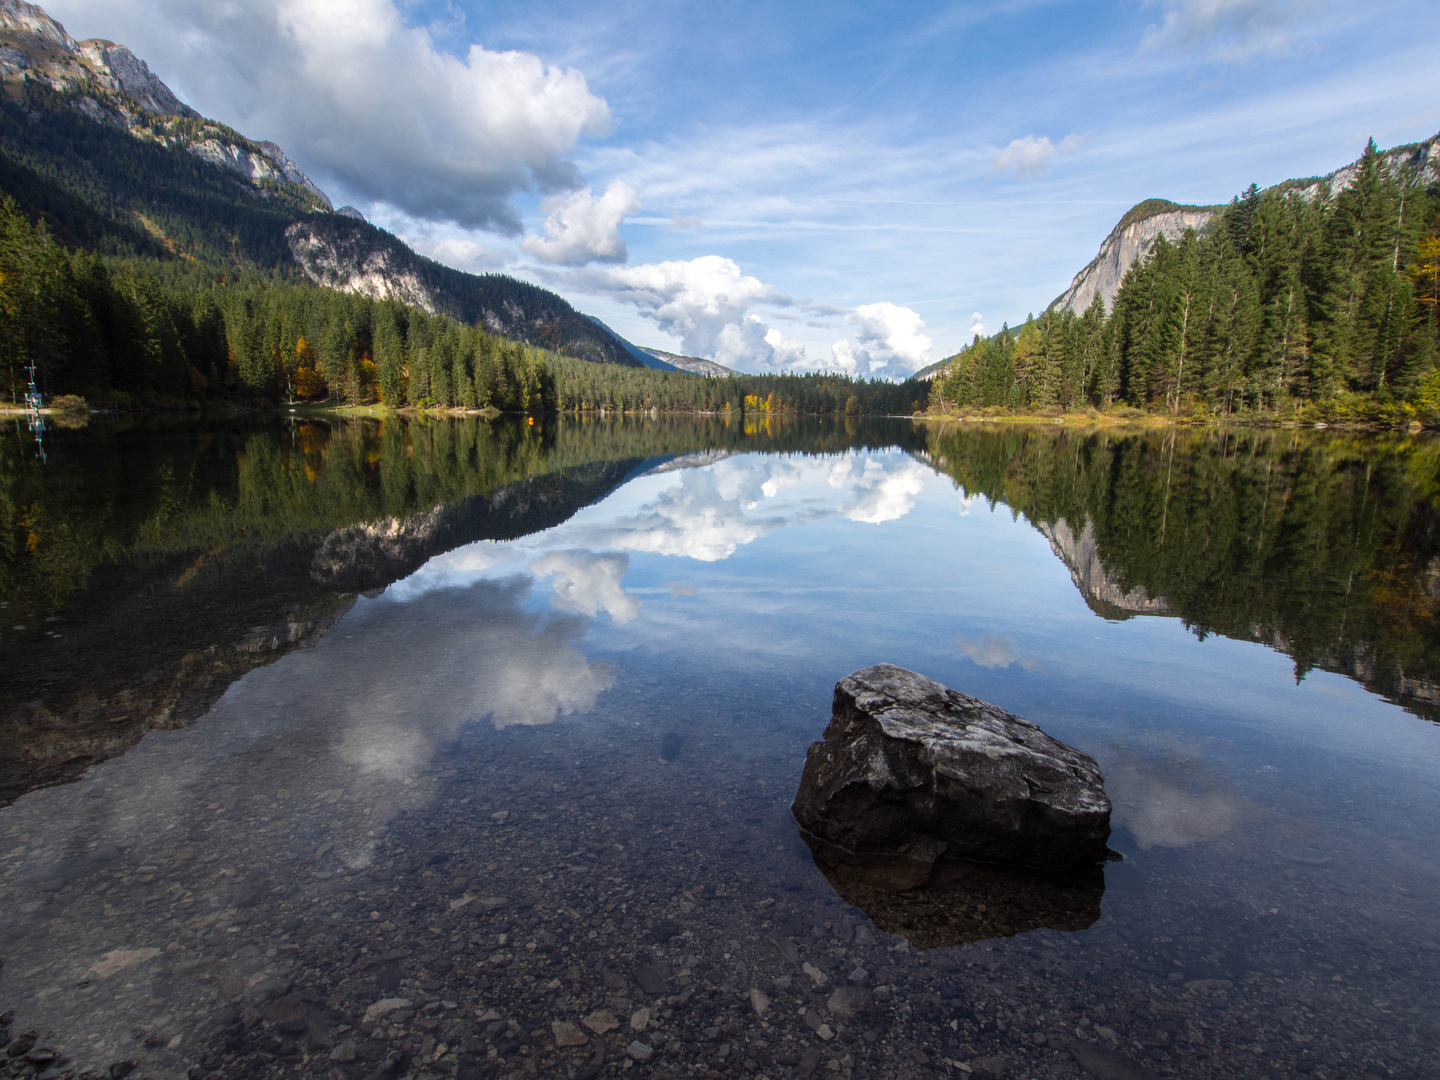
left=1, top=414, right=1437, bottom=1080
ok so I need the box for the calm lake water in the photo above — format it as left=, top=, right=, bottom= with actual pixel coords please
left=1, top=415, right=1437, bottom=1080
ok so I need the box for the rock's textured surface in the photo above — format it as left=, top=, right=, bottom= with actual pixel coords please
left=792, top=664, right=1111, bottom=873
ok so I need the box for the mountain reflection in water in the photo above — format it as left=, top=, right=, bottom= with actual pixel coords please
left=0, top=416, right=921, bottom=805
left=0, top=416, right=1438, bottom=1080
left=921, top=424, right=1440, bottom=721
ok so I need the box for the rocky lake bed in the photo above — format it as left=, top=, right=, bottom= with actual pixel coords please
left=2, top=666, right=1436, bottom=1080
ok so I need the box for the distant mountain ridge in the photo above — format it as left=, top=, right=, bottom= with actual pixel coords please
left=637, top=347, right=740, bottom=378
left=0, top=0, right=644, bottom=368
left=1049, top=133, right=1440, bottom=318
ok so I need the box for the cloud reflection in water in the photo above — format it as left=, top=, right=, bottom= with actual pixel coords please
left=397, top=451, right=933, bottom=610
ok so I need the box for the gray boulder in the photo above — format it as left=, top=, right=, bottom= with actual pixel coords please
left=792, top=664, right=1110, bottom=878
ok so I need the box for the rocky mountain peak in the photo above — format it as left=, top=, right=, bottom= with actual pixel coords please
left=0, top=0, right=330, bottom=209
left=1049, top=202, right=1218, bottom=317
left=73, top=38, right=195, bottom=118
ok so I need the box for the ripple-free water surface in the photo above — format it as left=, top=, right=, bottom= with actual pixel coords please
left=1, top=417, right=1437, bottom=1080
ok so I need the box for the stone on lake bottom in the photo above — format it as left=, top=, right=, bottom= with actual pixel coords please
left=361, top=998, right=411, bottom=1026
left=88, top=948, right=161, bottom=980
left=632, top=962, right=669, bottom=995
left=1069, top=1040, right=1158, bottom=1080
left=748, top=987, right=771, bottom=1018
left=582, top=1010, right=618, bottom=1035
left=826, top=985, right=870, bottom=1021
left=627, top=1040, right=653, bottom=1061
left=551, top=1020, right=587, bottom=1048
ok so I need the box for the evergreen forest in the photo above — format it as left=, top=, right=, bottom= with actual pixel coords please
left=930, top=140, right=1440, bottom=425
left=1, top=85, right=1436, bottom=426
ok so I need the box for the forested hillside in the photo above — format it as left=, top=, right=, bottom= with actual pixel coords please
left=0, top=79, right=638, bottom=385
left=0, top=196, right=923, bottom=414
left=931, top=140, right=1440, bottom=424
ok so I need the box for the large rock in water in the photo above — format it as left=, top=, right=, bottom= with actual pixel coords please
left=792, top=665, right=1111, bottom=879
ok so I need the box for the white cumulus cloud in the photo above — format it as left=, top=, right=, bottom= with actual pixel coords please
left=970, top=312, right=988, bottom=339
left=988, top=133, right=1086, bottom=180
left=520, top=181, right=641, bottom=265
left=957, top=632, right=1041, bottom=671
left=47, top=0, right=613, bottom=232
left=841, top=458, right=930, bottom=524
left=580, top=255, right=809, bottom=371
left=828, top=302, right=934, bottom=380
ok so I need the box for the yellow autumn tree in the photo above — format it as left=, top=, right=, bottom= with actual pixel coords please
left=292, top=336, right=328, bottom=400
left=1410, top=236, right=1440, bottom=314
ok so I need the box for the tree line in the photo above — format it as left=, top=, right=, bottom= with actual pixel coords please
left=0, top=195, right=925, bottom=415
left=930, top=140, right=1440, bottom=423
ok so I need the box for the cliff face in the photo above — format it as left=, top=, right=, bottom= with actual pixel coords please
left=1049, top=132, right=1440, bottom=318
left=639, top=347, right=740, bottom=378
left=286, top=215, right=643, bottom=365
left=0, top=0, right=331, bottom=209
left=1284, top=134, right=1440, bottom=200
left=1049, top=205, right=1217, bottom=317
left=286, top=219, right=440, bottom=314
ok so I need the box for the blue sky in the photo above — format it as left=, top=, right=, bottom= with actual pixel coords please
left=44, top=0, right=1440, bottom=375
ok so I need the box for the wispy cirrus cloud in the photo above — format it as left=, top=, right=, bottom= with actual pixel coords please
left=1140, top=0, right=1307, bottom=63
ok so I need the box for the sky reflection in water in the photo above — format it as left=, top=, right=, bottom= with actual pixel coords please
left=2, top=435, right=1439, bottom=1077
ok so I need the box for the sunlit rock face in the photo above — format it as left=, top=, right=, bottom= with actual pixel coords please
left=792, top=664, right=1111, bottom=877
left=0, top=0, right=331, bottom=209
left=1050, top=206, right=1217, bottom=317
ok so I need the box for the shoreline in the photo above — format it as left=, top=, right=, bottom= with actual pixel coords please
left=5, top=401, right=1433, bottom=433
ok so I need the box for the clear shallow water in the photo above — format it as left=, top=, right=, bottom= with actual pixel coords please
left=1, top=417, right=1438, bottom=1080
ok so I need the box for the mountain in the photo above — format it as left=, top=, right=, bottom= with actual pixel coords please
left=285, top=217, right=642, bottom=365
left=1048, top=200, right=1220, bottom=317
left=579, top=317, right=744, bottom=376
left=0, top=0, right=641, bottom=368
left=1049, top=133, right=1440, bottom=317
left=637, top=347, right=741, bottom=378
left=910, top=357, right=951, bottom=381
left=0, top=0, right=331, bottom=209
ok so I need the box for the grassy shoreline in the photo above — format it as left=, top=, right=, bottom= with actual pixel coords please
left=8, top=399, right=1435, bottom=433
